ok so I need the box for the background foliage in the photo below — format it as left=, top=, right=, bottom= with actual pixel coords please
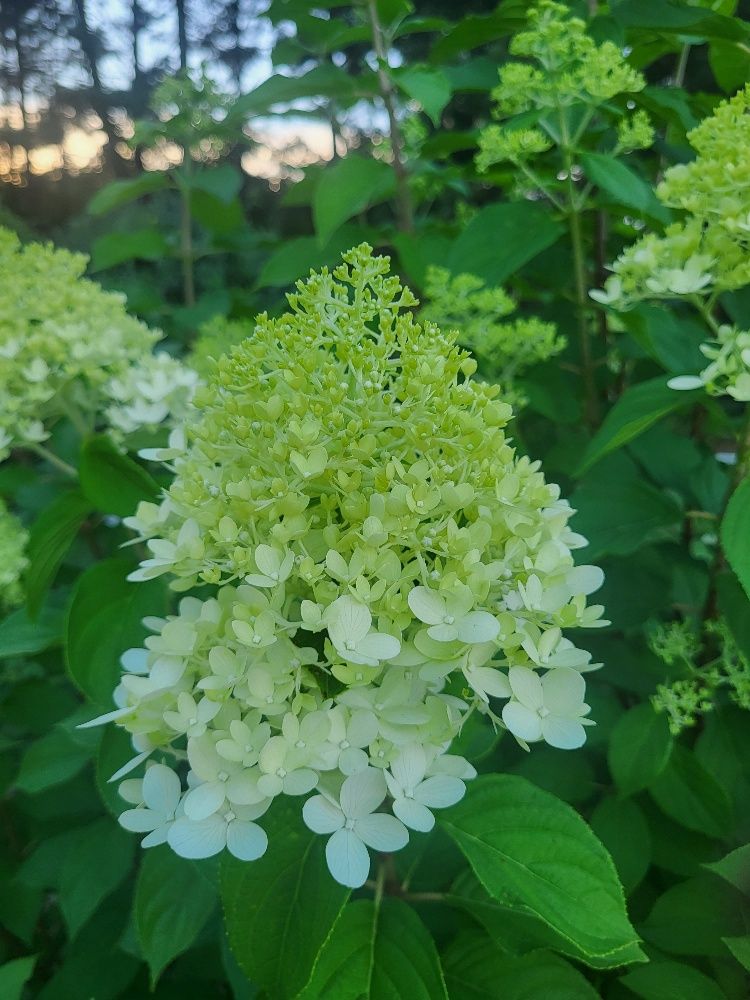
left=2, top=0, right=750, bottom=997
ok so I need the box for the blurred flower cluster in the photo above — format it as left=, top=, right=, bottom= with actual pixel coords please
left=421, top=267, right=564, bottom=407
left=650, top=619, right=750, bottom=734
left=0, top=228, right=198, bottom=460
left=88, top=245, right=606, bottom=887
left=593, top=86, right=750, bottom=400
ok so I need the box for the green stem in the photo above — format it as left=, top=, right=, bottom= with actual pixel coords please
left=674, top=43, right=691, bottom=89
left=559, top=109, right=598, bottom=425
left=366, top=0, right=414, bottom=234
left=29, top=443, right=77, bottom=478
left=179, top=159, right=196, bottom=307
left=702, top=404, right=750, bottom=621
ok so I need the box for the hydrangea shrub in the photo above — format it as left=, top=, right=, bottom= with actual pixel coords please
left=86, top=245, right=607, bottom=887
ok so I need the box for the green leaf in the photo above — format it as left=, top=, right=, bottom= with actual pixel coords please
left=622, top=306, right=706, bottom=375
left=590, top=797, right=651, bottom=894
left=446, top=202, right=564, bottom=285
left=191, top=192, right=245, bottom=235
left=577, top=377, right=702, bottom=474
left=59, top=819, right=134, bottom=938
left=649, top=745, right=733, bottom=838
left=236, top=64, right=375, bottom=116
left=430, top=9, right=521, bottom=60
left=298, top=898, right=447, bottom=999
left=445, top=871, right=629, bottom=971
left=96, top=725, right=136, bottom=816
left=580, top=152, right=669, bottom=222
left=709, top=37, right=750, bottom=92
left=721, top=477, right=750, bottom=602
left=90, top=229, right=170, bottom=271
left=185, top=163, right=243, bottom=203
left=313, top=157, right=394, bottom=245
left=0, top=955, right=36, bottom=1000
left=256, top=227, right=374, bottom=289
left=221, top=798, right=349, bottom=998
left=608, top=704, right=673, bottom=797
left=25, top=491, right=91, bottom=618
left=135, top=847, right=217, bottom=986
left=393, top=66, right=452, bottom=125
left=440, top=775, right=644, bottom=966
left=79, top=435, right=160, bottom=517
left=0, top=603, right=64, bottom=659
left=640, top=875, right=746, bottom=957
left=705, top=843, right=750, bottom=895
left=621, top=960, right=728, bottom=1000
left=66, top=557, right=166, bottom=707
left=15, top=728, right=93, bottom=795
left=723, top=935, right=750, bottom=971
left=611, top=0, right=750, bottom=41
left=442, top=937, right=599, bottom=1000
left=571, top=478, right=682, bottom=559
left=88, top=173, right=169, bottom=215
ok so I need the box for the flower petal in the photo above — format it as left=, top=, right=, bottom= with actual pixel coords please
left=456, top=611, right=499, bottom=644
left=508, top=665, right=543, bottom=710
left=168, top=815, right=226, bottom=859
left=541, top=667, right=586, bottom=715
left=183, top=781, right=226, bottom=821
left=414, top=775, right=465, bottom=809
left=283, top=768, right=319, bottom=796
left=325, top=828, right=371, bottom=888
left=543, top=716, right=587, bottom=750
left=339, top=746, right=369, bottom=776
left=303, top=795, right=344, bottom=834
left=502, top=701, right=543, bottom=743
left=142, top=763, right=182, bottom=813
left=339, top=767, right=386, bottom=819
left=466, top=666, right=511, bottom=699
left=356, top=632, right=401, bottom=662
left=355, top=812, right=409, bottom=851
left=119, top=808, right=161, bottom=833
left=407, top=587, right=445, bottom=625
left=390, top=745, right=426, bottom=792
left=327, top=596, right=372, bottom=645
left=226, top=820, right=268, bottom=862
left=392, top=797, right=435, bottom=833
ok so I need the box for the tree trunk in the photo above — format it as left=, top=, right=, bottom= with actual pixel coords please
left=175, top=0, right=188, bottom=70
left=72, top=0, right=125, bottom=176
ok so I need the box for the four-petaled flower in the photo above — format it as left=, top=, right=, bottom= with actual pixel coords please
left=408, top=586, right=499, bottom=644
left=384, top=745, right=467, bottom=832
left=325, top=596, right=401, bottom=666
left=302, top=768, right=409, bottom=887
left=502, top=666, right=593, bottom=749
left=118, top=763, right=181, bottom=847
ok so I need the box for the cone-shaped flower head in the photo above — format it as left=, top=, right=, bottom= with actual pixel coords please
left=90, top=244, right=606, bottom=885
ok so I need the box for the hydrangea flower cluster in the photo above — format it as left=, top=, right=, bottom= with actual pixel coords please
left=421, top=267, right=564, bottom=407
left=0, top=228, right=197, bottom=460
left=650, top=619, right=750, bottom=734
left=89, top=245, right=607, bottom=888
left=477, top=0, right=647, bottom=173
left=0, top=499, right=27, bottom=610
left=592, top=86, right=750, bottom=400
